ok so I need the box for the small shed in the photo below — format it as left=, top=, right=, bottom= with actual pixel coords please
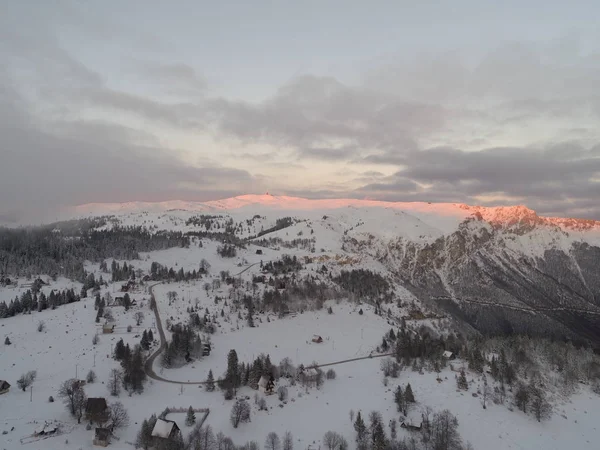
left=256, top=249, right=263, bottom=255
left=0, top=380, right=10, bottom=395
left=103, top=323, right=115, bottom=334
left=258, top=375, right=275, bottom=395
left=93, top=427, right=111, bottom=447
left=151, top=419, right=180, bottom=440
left=86, top=397, right=109, bottom=423
left=35, top=422, right=58, bottom=436
left=442, top=350, right=455, bottom=359
left=312, top=335, right=323, bottom=343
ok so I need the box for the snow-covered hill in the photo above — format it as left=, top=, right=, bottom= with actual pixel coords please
left=53, top=194, right=600, bottom=345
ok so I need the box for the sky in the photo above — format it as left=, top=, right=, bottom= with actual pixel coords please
left=2, top=0, right=600, bottom=222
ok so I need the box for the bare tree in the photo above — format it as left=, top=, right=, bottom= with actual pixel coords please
left=109, top=402, right=130, bottom=429
left=17, top=370, right=37, bottom=391
left=530, top=384, right=552, bottom=422
left=265, top=432, right=281, bottom=450
left=481, top=374, right=491, bottom=409
left=431, top=410, right=462, bottom=450
left=323, top=431, right=343, bottom=450
left=134, top=311, right=145, bottom=326
left=277, top=386, right=288, bottom=402
left=230, top=399, right=251, bottom=428
left=108, top=369, right=123, bottom=397
left=37, top=320, right=46, bottom=332
left=73, top=388, right=87, bottom=424
left=92, top=334, right=100, bottom=345
left=188, top=424, right=215, bottom=450
left=279, top=358, right=294, bottom=378
left=282, top=431, right=293, bottom=450
left=58, top=379, right=85, bottom=417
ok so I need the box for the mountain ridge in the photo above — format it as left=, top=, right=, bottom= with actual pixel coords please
left=64, top=194, right=600, bottom=232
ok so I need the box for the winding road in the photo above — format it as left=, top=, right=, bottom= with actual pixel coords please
left=143, top=267, right=395, bottom=385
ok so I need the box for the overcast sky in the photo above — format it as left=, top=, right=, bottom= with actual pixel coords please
left=2, top=0, right=600, bottom=222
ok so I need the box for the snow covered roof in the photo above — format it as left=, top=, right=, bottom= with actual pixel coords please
left=151, top=419, right=179, bottom=439
left=258, top=375, right=271, bottom=387
left=443, top=350, right=454, bottom=358
left=303, top=368, right=319, bottom=377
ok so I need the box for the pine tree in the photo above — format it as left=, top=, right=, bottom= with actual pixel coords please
left=114, top=339, right=126, bottom=360
left=249, top=359, right=263, bottom=390
left=354, top=411, right=367, bottom=448
left=141, top=330, right=149, bottom=350
left=206, top=370, right=215, bottom=392
left=226, top=349, right=240, bottom=393
left=129, top=345, right=146, bottom=393
left=148, top=329, right=154, bottom=342
left=404, top=383, right=415, bottom=403
left=123, top=293, right=131, bottom=311
left=263, top=354, right=273, bottom=377
left=457, top=369, right=468, bottom=390
left=394, top=386, right=405, bottom=414
left=186, top=406, right=196, bottom=426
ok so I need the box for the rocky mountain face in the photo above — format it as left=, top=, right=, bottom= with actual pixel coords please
left=346, top=207, right=600, bottom=345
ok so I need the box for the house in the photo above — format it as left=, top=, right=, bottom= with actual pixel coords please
left=86, top=397, right=109, bottom=424
left=151, top=419, right=181, bottom=441
left=400, top=421, right=422, bottom=432
left=0, top=380, right=10, bottom=394
left=103, top=323, right=115, bottom=334
left=312, top=335, right=323, bottom=343
left=93, top=427, right=111, bottom=447
left=442, top=350, right=455, bottom=360
left=113, top=297, right=124, bottom=306
left=120, top=280, right=136, bottom=292
left=258, top=375, right=275, bottom=395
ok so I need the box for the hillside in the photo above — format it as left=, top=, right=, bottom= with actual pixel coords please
left=1, top=195, right=600, bottom=450
left=54, top=194, right=600, bottom=345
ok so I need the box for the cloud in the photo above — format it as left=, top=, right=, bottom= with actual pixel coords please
left=3, top=4, right=600, bottom=220
left=133, top=61, right=207, bottom=97
left=0, top=75, right=258, bottom=223
left=353, top=143, right=600, bottom=219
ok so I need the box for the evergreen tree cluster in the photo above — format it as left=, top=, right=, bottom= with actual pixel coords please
left=0, top=287, right=80, bottom=319
left=262, top=255, right=303, bottom=276
left=333, top=269, right=391, bottom=301
left=161, top=324, right=204, bottom=368
left=255, top=217, right=294, bottom=238
left=217, top=244, right=237, bottom=258
left=113, top=339, right=147, bottom=394
left=140, top=329, right=154, bottom=350
left=149, top=261, right=205, bottom=282
left=0, top=219, right=188, bottom=279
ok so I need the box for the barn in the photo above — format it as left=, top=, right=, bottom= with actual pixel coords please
left=86, top=397, right=109, bottom=423
left=0, top=380, right=10, bottom=395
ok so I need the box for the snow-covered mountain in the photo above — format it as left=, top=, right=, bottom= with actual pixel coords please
left=63, top=194, right=600, bottom=344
